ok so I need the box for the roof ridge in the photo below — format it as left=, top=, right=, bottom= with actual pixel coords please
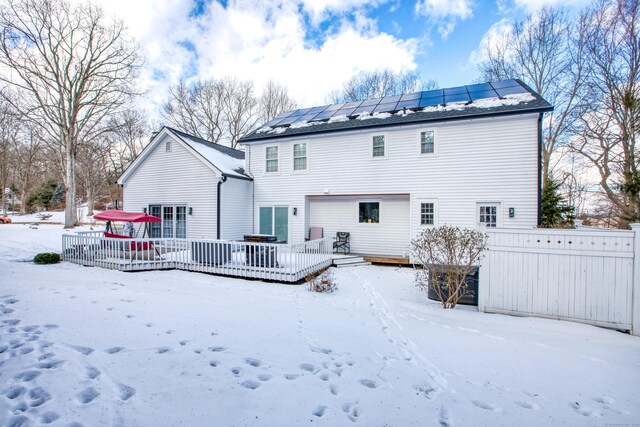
left=165, top=127, right=245, bottom=159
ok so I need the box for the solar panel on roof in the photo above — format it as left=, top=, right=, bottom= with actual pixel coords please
left=328, top=105, right=345, bottom=114
left=419, top=96, right=443, bottom=108
left=335, top=107, right=357, bottom=117
left=469, top=89, right=499, bottom=101
left=360, top=97, right=381, bottom=106
left=495, top=86, right=528, bottom=97
left=308, top=105, right=328, bottom=114
left=466, top=83, right=494, bottom=92
left=262, top=117, right=286, bottom=127
left=289, top=108, right=312, bottom=117
left=277, top=116, right=301, bottom=126
left=396, top=99, right=420, bottom=110
left=400, top=92, right=421, bottom=101
left=444, top=93, right=471, bottom=103
left=352, top=105, right=374, bottom=116
left=443, top=86, right=467, bottom=96
left=373, top=102, right=398, bottom=114
left=342, top=101, right=362, bottom=109
left=298, top=113, right=320, bottom=122
left=421, top=89, right=443, bottom=98
left=311, top=110, right=334, bottom=121
left=380, top=94, right=401, bottom=103
left=490, top=79, right=519, bottom=89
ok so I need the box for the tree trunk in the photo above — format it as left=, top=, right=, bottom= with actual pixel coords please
left=87, top=187, right=94, bottom=217
left=20, top=187, right=27, bottom=214
left=64, top=135, right=77, bottom=228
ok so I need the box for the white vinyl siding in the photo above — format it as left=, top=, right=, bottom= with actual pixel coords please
left=293, top=143, right=307, bottom=171
left=309, top=197, right=410, bottom=256
left=249, top=113, right=539, bottom=252
left=122, top=134, right=218, bottom=239
left=219, top=177, right=253, bottom=240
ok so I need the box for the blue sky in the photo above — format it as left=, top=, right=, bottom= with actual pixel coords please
left=83, top=0, right=590, bottom=115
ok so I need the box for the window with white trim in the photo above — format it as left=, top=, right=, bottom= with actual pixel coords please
left=165, top=139, right=172, bottom=152
left=420, top=130, right=435, bottom=154
left=149, top=204, right=186, bottom=238
left=479, top=205, right=498, bottom=228
left=372, top=135, right=385, bottom=157
left=420, top=202, right=435, bottom=225
left=293, top=143, right=307, bottom=171
left=266, top=146, right=278, bottom=173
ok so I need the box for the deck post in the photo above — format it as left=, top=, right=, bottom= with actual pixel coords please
left=630, top=224, right=640, bottom=336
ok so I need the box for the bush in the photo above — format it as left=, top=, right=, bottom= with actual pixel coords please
left=411, top=225, right=487, bottom=308
left=306, top=270, right=337, bottom=293
left=33, top=252, right=61, bottom=264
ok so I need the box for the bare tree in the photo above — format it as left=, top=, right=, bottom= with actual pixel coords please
left=222, top=77, right=259, bottom=148
left=0, top=93, right=20, bottom=216
left=328, top=69, right=438, bottom=103
left=259, top=80, right=297, bottom=122
left=13, top=124, right=45, bottom=214
left=0, top=0, right=142, bottom=227
left=478, top=7, right=585, bottom=184
left=570, top=0, right=640, bottom=226
left=76, top=141, right=108, bottom=216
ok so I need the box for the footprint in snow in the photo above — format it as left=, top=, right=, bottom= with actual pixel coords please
left=3, top=385, right=26, bottom=400
left=156, top=347, right=172, bottom=354
left=330, top=385, right=339, bottom=395
left=4, top=298, right=19, bottom=304
left=17, top=346, right=33, bottom=355
left=414, top=384, right=438, bottom=399
left=13, top=370, right=40, bottom=382
left=359, top=379, right=377, bottom=389
left=231, top=367, right=243, bottom=376
left=76, top=387, right=99, bottom=404
left=438, top=406, right=453, bottom=427
left=515, top=400, right=540, bottom=410
left=472, top=400, right=501, bottom=412
left=312, top=405, right=327, bottom=417
left=105, top=346, right=125, bottom=354
left=5, top=415, right=29, bottom=427
left=28, top=387, right=51, bottom=407
left=284, top=374, right=299, bottom=380
left=310, top=346, right=332, bottom=354
left=240, top=380, right=260, bottom=390
left=209, top=346, right=226, bottom=352
left=40, top=411, right=60, bottom=424
left=319, top=373, right=330, bottom=381
left=37, top=360, right=64, bottom=370
left=209, top=361, right=219, bottom=367
left=37, top=352, right=55, bottom=361
left=244, top=358, right=262, bottom=367
left=257, top=374, right=272, bottom=382
left=299, top=363, right=317, bottom=373
left=342, top=402, right=360, bottom=422
left=68, top=344, right=94, bottom=355
left=570, top=401, right=599, bottom=417
left=145, top=323, right=153, bottom=327
left=179, top=340, right=188, bottom=346
left=3, top=319, right=21, bottom=326
left=118, top=384, right=136, bottom=401
left=86, top=366, right=101, bottom=380
left=0, top=344, right=8, bottom=354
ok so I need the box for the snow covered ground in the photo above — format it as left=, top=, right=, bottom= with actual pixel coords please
left=1, top=224, right=639, bottom=427
left=4, top=206, right=100, bottom=225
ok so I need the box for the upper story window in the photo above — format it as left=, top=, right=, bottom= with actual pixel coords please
left=420, top=130, right=435, bottom=154
left=372, top=135, right=385, bottom=157
left=266, top=146, right=278, bottom=173
left=420, top=202, right=435, bottom=225
left=166, top=139, right=172, bottom=152
left=293, top=143, right=307, bottom=171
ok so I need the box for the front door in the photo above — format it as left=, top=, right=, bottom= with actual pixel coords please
left=259, top=206, right=288, bottom=242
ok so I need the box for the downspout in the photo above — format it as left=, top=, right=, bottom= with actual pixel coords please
left=537, top=113, right=543, bottom=226
left=217, top=176, right=227, bottom=239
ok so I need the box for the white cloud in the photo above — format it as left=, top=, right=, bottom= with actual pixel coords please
left=414, top=0, right=474, bottom=39
left=74, top=0, right=417, bottom=119
left=509, top=0, right=590, bottom=12
left=468, top=18, right=512, bottom=66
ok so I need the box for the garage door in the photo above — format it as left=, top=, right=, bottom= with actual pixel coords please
left=308, top=196, right=410, bottom=256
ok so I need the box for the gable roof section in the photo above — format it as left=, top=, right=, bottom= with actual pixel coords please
left=118, top=127, right=251, bottom=185
left=240, top=79, right=553, bottom=143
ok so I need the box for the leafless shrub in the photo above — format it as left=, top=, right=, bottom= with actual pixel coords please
left=306, top=270, right=337, bottom=293
left=411, top=226, right=488, bottom=308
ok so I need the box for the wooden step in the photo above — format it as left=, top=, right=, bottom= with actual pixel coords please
left=332, top=256, right=371, bottom=268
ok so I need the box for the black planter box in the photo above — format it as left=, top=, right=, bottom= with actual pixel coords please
left=427, top=266, right=479, bottom=306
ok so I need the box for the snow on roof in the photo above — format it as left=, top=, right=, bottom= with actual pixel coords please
left=168, top=129, right=249, bottom=179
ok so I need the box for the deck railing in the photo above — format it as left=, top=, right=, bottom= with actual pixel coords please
left=61, top=234, right=333, bottom=283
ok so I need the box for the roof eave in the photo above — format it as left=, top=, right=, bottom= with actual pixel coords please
left=239, top=104, right=554, bottom=144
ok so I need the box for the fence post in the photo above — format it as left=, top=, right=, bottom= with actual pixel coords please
left=478, top=230, right=491, bottom=313
left=630, top=224, right=640, bottom=336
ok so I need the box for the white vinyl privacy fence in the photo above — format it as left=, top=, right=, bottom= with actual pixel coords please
left=479, top=226, right=640, bottom=335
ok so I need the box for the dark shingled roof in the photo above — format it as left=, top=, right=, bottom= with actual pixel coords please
left=240, top=79, right=553, bottom=143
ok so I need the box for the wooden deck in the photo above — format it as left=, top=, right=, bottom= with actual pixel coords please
left=361, top=255, right=411, bottom=265
left=62, top=233, right=334, bottom=283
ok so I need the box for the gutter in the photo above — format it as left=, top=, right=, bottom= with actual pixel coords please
left=216, top=176, right=227, bottom=239
left=537, top=113, right=543, bottom=226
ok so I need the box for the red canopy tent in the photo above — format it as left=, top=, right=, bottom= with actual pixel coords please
left=94, top=210, right=161, bottom=242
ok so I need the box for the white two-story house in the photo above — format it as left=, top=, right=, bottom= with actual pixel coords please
left=119, top=79, right=552, bottom=259
left=238, top=79, right=552, bottom=258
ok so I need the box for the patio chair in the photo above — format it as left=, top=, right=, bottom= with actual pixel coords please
left=333, top=232, right=350, bottom=254
left=306, top=227, right=324, bottom=241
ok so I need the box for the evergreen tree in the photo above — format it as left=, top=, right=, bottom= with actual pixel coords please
left=541, top=177, right=574, bottom=227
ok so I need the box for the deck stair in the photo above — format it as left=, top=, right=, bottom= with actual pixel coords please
left=332, top=255, right=370, bottom=268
